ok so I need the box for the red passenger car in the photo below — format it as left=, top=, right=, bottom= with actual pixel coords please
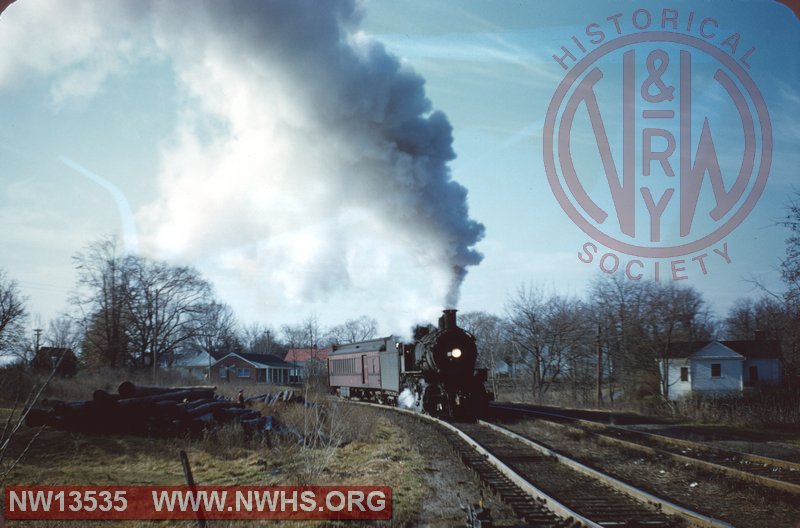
left=328, top=336, right=400, bottom=403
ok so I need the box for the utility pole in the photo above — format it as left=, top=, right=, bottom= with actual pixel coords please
left=596, top=326, right=603, bottom=404
left=33, top=328, right=42, bottom=353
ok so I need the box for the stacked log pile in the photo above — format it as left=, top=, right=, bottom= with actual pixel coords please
left=245, top=390, right=302, bottom=405
left=25, top=382, right=268, bottom=437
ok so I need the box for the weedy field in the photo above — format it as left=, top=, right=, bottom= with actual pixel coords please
left=0, top=387, right=431, bottom=528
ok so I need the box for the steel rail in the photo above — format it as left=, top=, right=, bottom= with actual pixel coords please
left=492, top=403, right=800, bottom=495
left=344, top=400, right=729, bottom=527
left=480, top=420, right=734, bottom=528
left=348, top=401, right=591, bottom=527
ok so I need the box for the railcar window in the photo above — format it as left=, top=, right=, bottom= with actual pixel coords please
left=331, top=358, right=359, bottom=375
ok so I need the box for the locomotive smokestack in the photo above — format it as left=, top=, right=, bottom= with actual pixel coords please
left=440, top=309, right=458, bottom=331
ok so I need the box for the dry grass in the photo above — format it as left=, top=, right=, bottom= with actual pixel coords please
left=495, top=380, right=800, bottom=429
left=1, top=396, right=430, bottom=528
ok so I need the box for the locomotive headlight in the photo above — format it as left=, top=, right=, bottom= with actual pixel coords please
left=451, top=348, right=462, bottom=359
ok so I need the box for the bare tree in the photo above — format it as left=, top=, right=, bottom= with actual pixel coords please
left=458, top=311, right=510, bottom=397
left=769, top=192, right=800, bottom=383
left=642, top=283, right=714, bottom=399
left=124, top=256, right=213, bottom=377
left=240, top=322, right=275, bottom=356
left=505, top=285, right=591, bottom=401
left=0, top=269, right=28, bottom=364
left=71, top=236, right=224, bottom=375
left=45, top=316, right=82, bottom=352
left=325, top=316, right=377, bottom=345
left=71, top=236, right=132, bottom=368
left=282, top=315, right=323, bottom=351
left=590, top=274, right=714, bottom=400
left=194, top=301, right=239, bottom=358
left=724, top=297, right=757, bottom=340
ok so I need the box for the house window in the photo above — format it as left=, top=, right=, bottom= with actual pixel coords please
left=219, top=367, right=228, bottom=380
left=710, top=363, right=721, bottom=377
left=237, top=367, right=251, bottom=378
left=680, top=367, right=689, bottom=382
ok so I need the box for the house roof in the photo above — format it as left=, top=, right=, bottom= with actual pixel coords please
left=213, top=352, right=294, bottom=369
left=172, top=351, right=215, bottom=368
left=719, top=340, right=782, bottom=359
left=330, top=336, right=395, bottom=355
left=284, top=347, right=332, bottom=363
left=662, top=339, right=781, bottom=360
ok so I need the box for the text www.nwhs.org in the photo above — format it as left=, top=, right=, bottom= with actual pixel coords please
left=152, top=488, right=388, bottom=514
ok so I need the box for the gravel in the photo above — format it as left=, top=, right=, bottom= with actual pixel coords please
left=385, top=410, right=527, bottom=527
left=499, top=417, right=800, bottom=528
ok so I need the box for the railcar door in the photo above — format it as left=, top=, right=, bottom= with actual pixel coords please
left=361, top=354, right=368, bottom=385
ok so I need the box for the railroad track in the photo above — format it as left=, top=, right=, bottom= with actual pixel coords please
left=491, top=403, right=800, bottom=496
left=348, top=401, right=730, bottom=527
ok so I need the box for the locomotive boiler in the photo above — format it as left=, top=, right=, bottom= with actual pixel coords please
left=328, top=309, right=493, bottom=419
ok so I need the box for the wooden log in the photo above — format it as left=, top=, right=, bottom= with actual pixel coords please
left=184, top=401, right=234, bottom=418
left=53, top=400, right=93, bottom=412
left=192, top=412, right=216, bottom=423
left=236, top=411, right=262, bottom=422
left=117, top=381, right=216, bottom=399
left=181, top=398, right=216, bottom=411
left=25, top=408, right=52, bottom=427
left=92, top=389, right=121, bottom=405
left=117, top=388, right=215, bottom=407
left=153, top=400, right=190, bottom=419
left=215, top=408, right=260, bottom=421
left=26, top=384, right=272, bottom=438
left=245, top=393, right=270, bottom=403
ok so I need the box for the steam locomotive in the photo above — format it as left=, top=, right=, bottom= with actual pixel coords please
left=327, top=309, right=493, bottom=419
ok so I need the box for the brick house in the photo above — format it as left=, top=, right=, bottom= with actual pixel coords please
left=211, top=352, right=297, bottom=385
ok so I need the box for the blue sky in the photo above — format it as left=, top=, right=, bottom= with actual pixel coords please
left=0, top=0, right=798, bottom=335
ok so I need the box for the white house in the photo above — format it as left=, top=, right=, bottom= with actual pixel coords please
left=659, top=337, right=781, bottom=400
left=170, top=350, right=217, bottom=380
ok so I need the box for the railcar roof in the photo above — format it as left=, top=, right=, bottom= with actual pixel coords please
left=330, top=335, right=398, bottom=355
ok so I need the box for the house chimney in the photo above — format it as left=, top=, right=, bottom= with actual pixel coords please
left=754, top=329, right=767, bottom=341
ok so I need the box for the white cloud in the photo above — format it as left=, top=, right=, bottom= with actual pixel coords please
left=0, top=0, right=155, bottom=106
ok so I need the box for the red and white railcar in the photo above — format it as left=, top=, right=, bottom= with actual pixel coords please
left=327, top=336, right=400, bottom=403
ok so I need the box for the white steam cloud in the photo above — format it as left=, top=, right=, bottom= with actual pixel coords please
left=140, top=0, right=484, bottom=308
left=0, top=0, right=484, bottom=320
left=397, top=388, right=419, bottom=411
